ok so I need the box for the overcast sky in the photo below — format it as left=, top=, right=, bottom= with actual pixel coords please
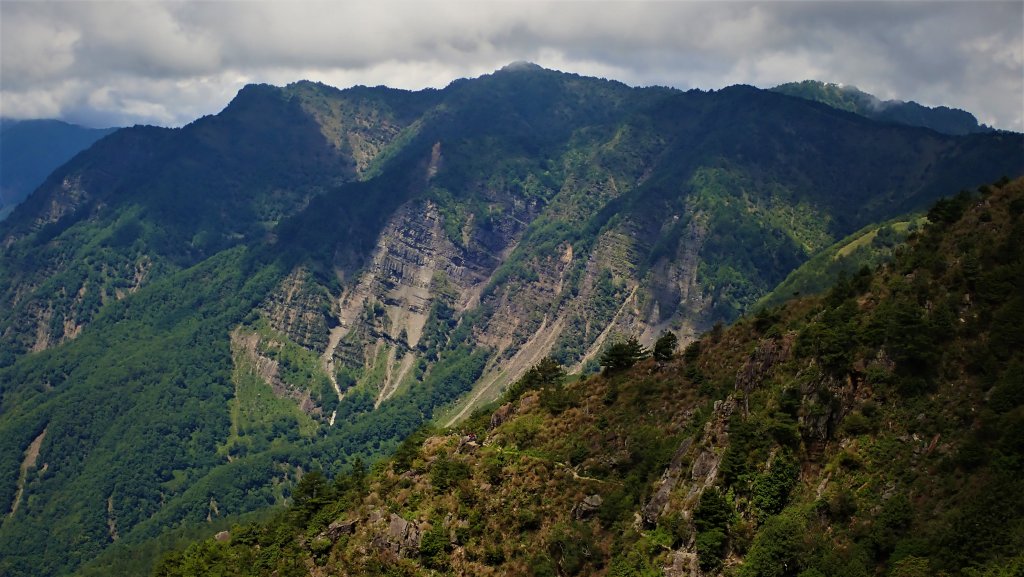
left=1, top=1, right=1022, bottom=131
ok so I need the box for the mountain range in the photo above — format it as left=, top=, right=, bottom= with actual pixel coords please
left=0, top=63, right=1021, bottom=576
left=0, top=119, right=119, bottom=221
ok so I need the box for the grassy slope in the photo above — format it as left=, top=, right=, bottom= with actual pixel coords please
left=756, top=215, right=928, bottom=310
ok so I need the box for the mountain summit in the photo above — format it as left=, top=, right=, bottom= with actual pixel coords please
left=500, top=60, right=546, bottom=72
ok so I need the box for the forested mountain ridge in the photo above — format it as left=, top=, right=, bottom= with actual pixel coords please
left=771, top=80, right=995, bottom=135
left=154, top=177, right=1024, bottom=577
left=0, top=64, right=1021, bottom=576
left=0, top=81, right=427, bottom=362
left=0, top=119, right=119, bottom=221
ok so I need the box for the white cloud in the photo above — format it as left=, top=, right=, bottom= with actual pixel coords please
left=1, top=1, right=1020, bottom=130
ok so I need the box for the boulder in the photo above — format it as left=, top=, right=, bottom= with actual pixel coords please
left=663, top=550, right=699, bottom=577
left=490, top=403, right=514, bottom=429
left=573, top=494, right=604, bottom=519
left=372, top=513, right=423, bottom=557
left=324, top=519, right=357, bottom=541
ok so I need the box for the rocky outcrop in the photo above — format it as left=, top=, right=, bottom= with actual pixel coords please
left=320, top=518, right=357, bottom=542
left=686, top=398, right=736, bottom=494
left=641, top=437, right=695, bottom=526
left=232, top=330, right=323, bottom=418
left=573, top=494, right=604, bottom=519
left=663, top=550, right=700, bottom=577
left=642, top=397, right=735, bottom=527
left=260, top=269, right=331, bottom=351
left=489, top=403, right=515, bottom=430
left=371, top=513, right=424, bottom=558
left=735, top=336, right=794, bottom=415
left=38, top=176, right=89, bottom=234
left=798, top=360, right=873, bottom=465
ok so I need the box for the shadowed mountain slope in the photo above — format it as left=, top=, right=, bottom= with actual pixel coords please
left=0, top=119, right=118, bottom=220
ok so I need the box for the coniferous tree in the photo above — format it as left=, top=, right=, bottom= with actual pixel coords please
left=653, top=331, right=678, bottom=362
left=600, top=336, right=650, bottom=373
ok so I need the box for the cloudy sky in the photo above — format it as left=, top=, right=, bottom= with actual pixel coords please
left=2, top=1, right=1022, bottom=130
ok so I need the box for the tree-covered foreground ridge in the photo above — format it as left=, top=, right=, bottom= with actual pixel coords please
left=155, top=178, right=1024, bottom=576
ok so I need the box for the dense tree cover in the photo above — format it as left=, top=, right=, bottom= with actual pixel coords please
left=0, top=244, right=489, bottom=577
left=756, top=216, right=925, bottom=310
left=731, top=180, right=1024, bottom=576
left=693, top=488, right=735, bottom=572
left=153, top=465, right=371, bottom=577
left=771, top=80, right=993, bottom=136
left=0, top=63, right=1021, bottom=577
left=0, top=248, right=284, bottom=576
left=154, top=179, right=1024, bottom=577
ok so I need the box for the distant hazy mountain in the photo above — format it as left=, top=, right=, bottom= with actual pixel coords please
left=0, top=65, right=1020, bottom=577
left=0, top=119, right=119, bottom=220
left=772, top=80, right=995, bottom=135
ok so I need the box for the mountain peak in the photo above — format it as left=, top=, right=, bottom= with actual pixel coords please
left=499, top=60, right=545, bottom=73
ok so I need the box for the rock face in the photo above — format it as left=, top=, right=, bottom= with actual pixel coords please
left=573, top=494, right=604, bottom=519
left=643, top=217, right=709, bottom=335
left=321, top=519, right=356, bottom=542
left=489, top=403, right=515, bottom=430
left=735, top=337, right=792, bottom=396
left=641, top=437, right=695, bottom=526
left=261, top=164, right=733, bottom=428
left=313, top=197, right=527, bottom=410
left=735, top=336, right=794, bottom=415
left=642, top=397, right=737, bottom=526
left=663, top=550, right=700, bottom=577
left=261, top=268, right=331, bottom=351
left=333, top=199, right=502, bottom=351
left=372, top=513, right=424, bottom=558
